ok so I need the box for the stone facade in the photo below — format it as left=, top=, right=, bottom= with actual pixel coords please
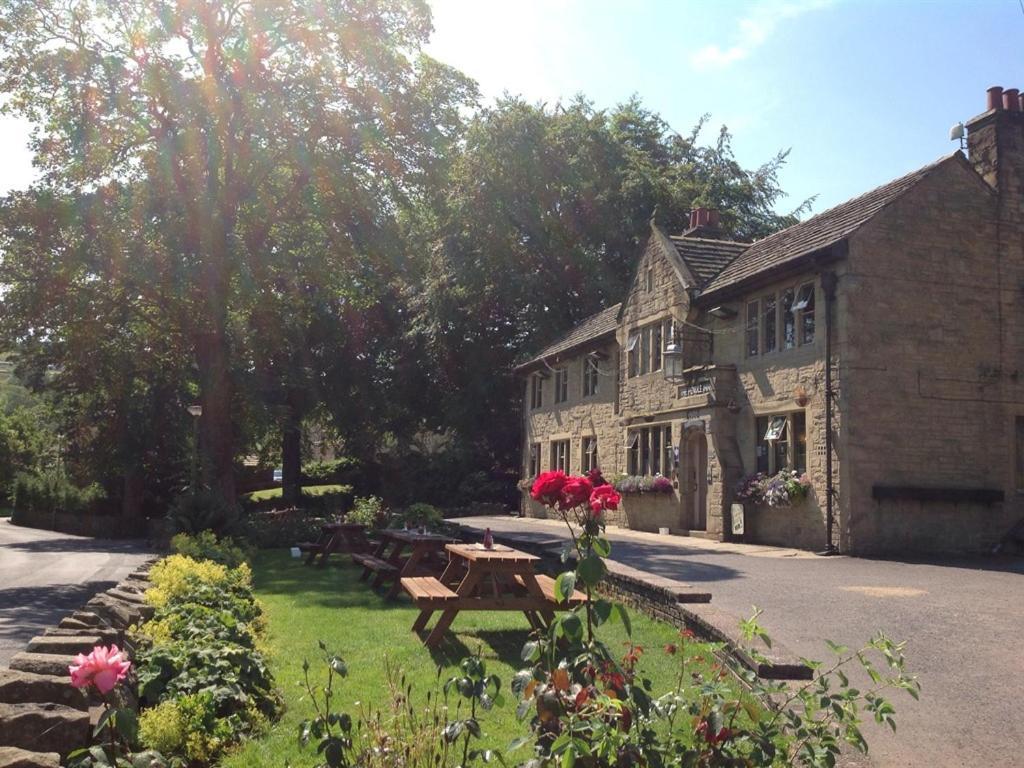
left=517, top=88, right=1024, bottom=555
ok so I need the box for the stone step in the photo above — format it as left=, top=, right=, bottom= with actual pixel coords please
left=58, top=611, right=102, bottom=629
left=0, top=670, right=86, bottom=711
left=0, top=746, right=61, bottom=768
left=83, top=595, right=142, bottom=628
left=106, top=588, right=146, bottom=605
left=26, top=635, right=102, bottom=656
left=43, top=627, right=121, bottom=646
left=7, top=653, right=75, bottom=679
left=0, top=703, right=89, bottom=758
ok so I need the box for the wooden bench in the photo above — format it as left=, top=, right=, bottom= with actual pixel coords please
left=352, top=553, right=398, bottom=575
left=401, top=576, right=460, bottom=606
left=515, top=574, right=587, bottom=607
left=297, top=541, right=325, bottom=566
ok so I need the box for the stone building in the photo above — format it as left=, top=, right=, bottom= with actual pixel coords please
left=516, top=86, right=1024, bottom=555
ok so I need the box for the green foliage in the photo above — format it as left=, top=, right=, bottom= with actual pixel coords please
left=344, top=496, right=389, bottom=530
left=170, top=531, right=251, bottom=569
left=240, top=510, right=330, bottom=549
left=396, top=502, right=444, bottom=530
left=301, top=458, right=360, bottom=485
left=10, top=470, right=105, bottom=517
left=168, top=492, right=241, bottom=537
left=240, top=485, right=353, bottom=515
left=136, top=553, right=278, bottom=764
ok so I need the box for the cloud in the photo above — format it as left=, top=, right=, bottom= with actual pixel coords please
left=690, top=0, right=833, bottom=71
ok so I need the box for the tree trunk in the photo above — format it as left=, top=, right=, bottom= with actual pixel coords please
left=121, top=466, right=145, bottom=535
left=281, top=405, right=303, bottom=507
left=195, top=327, right=236, bottom=505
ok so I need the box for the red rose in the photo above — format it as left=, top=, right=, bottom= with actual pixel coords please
left=589, top=485, right=621, bottom=514
left=531, top=470, right=568, bottom=506
left=559, top=476, right=594, bottom=509
left=586, top=467, right=608, bottom=488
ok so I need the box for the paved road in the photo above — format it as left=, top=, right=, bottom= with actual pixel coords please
left=0, top=519, right=153, bottom=667
left=458, top=515, right=1024, bottom=768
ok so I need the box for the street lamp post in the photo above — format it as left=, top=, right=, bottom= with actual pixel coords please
left=187, top=404, right=202, bottom=497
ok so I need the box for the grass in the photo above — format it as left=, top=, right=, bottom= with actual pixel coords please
left=242, top=484, right=351, bottom=502
left=222, top=550, right=735, bottom=768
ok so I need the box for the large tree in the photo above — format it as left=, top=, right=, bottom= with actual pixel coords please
left=0, top=0, right=475, bottom=505
left=410, top=96, right=808, bottom=475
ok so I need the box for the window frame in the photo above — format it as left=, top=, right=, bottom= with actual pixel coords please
left=755, top=411, right=807, bottom=475
left=529, top=374, right=543, bottom=410
left=582, top=355, right=600, bottom=397
left=582, top=436, right=598, bottom=474
left=528, top=443, right=541, bottom=477
left=796, top=283, right=815, bottom=345
left=550, top=439, right=570, bottom=473
left=763, top=293, right=777, bottom=353
left=553, top=367, right=568, bottom=404
left=746, top=299, right=760, bottom=357
left=627, top=332, right=640, bottom=378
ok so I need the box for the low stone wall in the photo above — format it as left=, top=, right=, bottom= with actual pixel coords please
left=0, top=561, right=156, bottom=766
left=742, top=500, right=824, bottom=551
left=619, top=492, right=683, bottom=533
left=10, top=508, right=149, bottom=539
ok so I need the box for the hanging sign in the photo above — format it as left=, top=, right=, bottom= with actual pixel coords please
left=678, top=373, right=712, bottom=398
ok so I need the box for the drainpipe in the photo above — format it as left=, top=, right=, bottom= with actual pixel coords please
left=821, top=270, right=838, bottom=554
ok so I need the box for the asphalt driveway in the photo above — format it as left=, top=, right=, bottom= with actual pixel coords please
left=0, top=518, right=153, bottom=667
left=458, top=515, right=1024, bottom=768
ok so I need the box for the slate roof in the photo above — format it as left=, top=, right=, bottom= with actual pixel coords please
left=514, top=303, right=622, bottom=372
left=699, top=152, right=965, bottom=298
left=668, top=236, right=748, bottom=286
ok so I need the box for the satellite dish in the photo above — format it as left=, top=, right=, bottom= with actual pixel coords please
left=949, top=122, right=965, bottom=141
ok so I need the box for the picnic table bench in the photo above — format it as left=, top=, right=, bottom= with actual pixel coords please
left=356, top=529, right=458, bottom=598
left=403, top=543, right=587, bottom=648
left=297, top=522, right=370, bottom=566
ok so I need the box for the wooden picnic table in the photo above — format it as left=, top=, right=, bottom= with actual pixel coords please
left=353, top=529, right=457, bottom=599
left=297, top=521, right=370, bottom=566
left=403, top=543, right=586, bottom=648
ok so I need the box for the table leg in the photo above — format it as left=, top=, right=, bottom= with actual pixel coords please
left=412, top=609, right=433, bottom=633
left=361, top=537, right=390, bottom=581
left=372, top=541, right=404, bottom=588
left=317, top=533, right=339, bottom=566
left=388, top=543, right=429, bottom=600
left=424, top=568, right=482, bottom=648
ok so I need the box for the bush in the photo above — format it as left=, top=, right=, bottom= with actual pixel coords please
left=240, top=509, right=328, bottom=549
left=145, top=554, right=253, bottom=609
left=169, top=491, right=241, bottom=536
left=301, top=457, right=360, bottom=484
left=171, top=531, right=251, bottom=568
left=10, top=470, right=105, bottom=516
left=345, top=495, right=388, bottom=529
left=396, top=502, right=443, bottom=530
left=139, top=692, right=239, bottom=764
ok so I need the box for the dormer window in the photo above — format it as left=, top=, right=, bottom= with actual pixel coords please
left=529, top=374, right=543, bottom=410
left=553, top=367, right=568, bottom=404
left=582, top=356, right=600, bottom=397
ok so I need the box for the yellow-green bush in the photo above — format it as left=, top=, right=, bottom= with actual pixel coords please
left=171, top=530, right=251, bottom=568
left=138, top=692, right=236, bottom=764
left=145, top=554, right=252, bottom=608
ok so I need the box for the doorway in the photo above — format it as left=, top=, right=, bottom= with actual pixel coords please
left=683, top=430, right=708, bottom=530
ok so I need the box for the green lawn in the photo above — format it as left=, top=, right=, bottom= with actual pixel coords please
left=242, top=484, right=351, bottom=502
left=223, top=551, right=732, bottom=767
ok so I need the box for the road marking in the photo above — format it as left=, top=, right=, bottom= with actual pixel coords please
left=840, top=586, right=927, bottom=598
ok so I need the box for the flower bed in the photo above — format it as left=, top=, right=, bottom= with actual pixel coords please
left=613, top=474, right=674, bottom=494
left=734, top=469, right=811, bottom=507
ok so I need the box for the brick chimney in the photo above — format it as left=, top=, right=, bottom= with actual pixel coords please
left=684, top=207, right=722, bottom=238
left=966, top=85, right=1024, bottom=192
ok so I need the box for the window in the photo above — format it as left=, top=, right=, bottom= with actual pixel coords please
left=627, top=425, right=674, bottom=476
left=645, top=267, right=654, bottom=293
left=554, top=368, right=568, bottom=404
left=1017, top=416, right=1024, bottom=491
left=627, top=432, right=640, bottom=475
left=550, top=440, right=569, bottom=472
left=755, top=412, right=808, bottom=474
left=795, top=283, right=815, bottom=345
left=662, top=425, right=674, bottom=474
left=763, top=294, right=777, bottom=353
left=528, top=443, right=541, bottom=477
left=582, top=436, right=598, bottom=474
left=582, top=356, right=600, bottom=397
left=782, top=288, right=796, bottom=349
left=639, top=327, right=650, bottom=375
left=529, top=374, right=543, bottom=410
left=652, top=323, right=663, bottom=371
left=746, top=300, right=759, bottom=357
left=627, top=333, right=639, bottom=378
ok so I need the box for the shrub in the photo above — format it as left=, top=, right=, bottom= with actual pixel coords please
left=139, top=692, right=238, bottom=764
left=10, top=470, right=105, bottom=516
left=171, top=530, right=251, bottom=568
left=169, top=491, right=241, bottom=536
left=397, top=502, right=443, bottom=530
left=240, top=509, right=328, bottom=549
left=301, top=457, right=360, bottom=484
left=145, top=554, right=253, bottom=609
left=345, top=495, right=388, bottom=529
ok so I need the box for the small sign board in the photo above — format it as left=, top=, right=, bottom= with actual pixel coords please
left=677, top=371, right=712, bottom=399
left=730, top=503, right=745, bottom=536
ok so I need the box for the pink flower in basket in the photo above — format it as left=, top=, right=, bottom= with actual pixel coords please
left=69, top=645, right=131, bottom=694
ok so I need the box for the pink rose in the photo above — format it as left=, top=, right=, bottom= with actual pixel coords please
left=559, top=476, right=594, bottom=510
left=69, top=645, right=131, bottom=694
left=589, top=485, right=621, bottom=514
left=531, top=470, right=568, bottom=506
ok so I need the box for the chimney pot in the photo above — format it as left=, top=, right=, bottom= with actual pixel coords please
left=1004, top=88, right=1020, bottom=112
left=988, top=86, right=1004, bottom=111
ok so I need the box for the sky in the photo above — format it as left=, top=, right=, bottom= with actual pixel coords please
left=2, top=0, right=1023, bottom=217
